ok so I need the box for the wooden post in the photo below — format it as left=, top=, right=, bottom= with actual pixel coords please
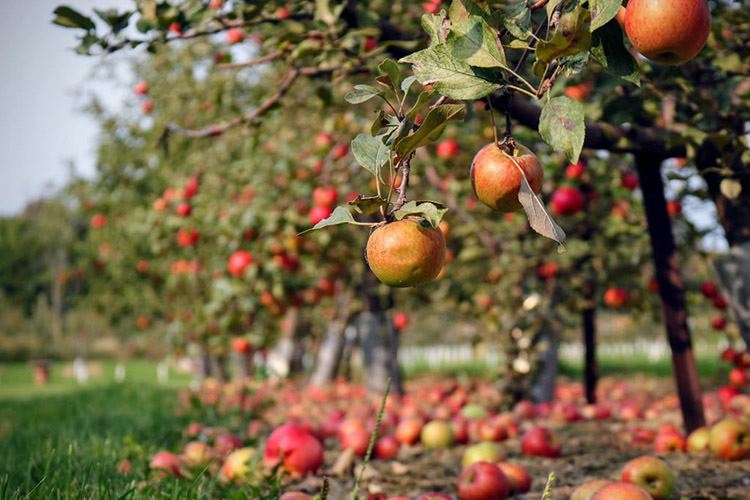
left=636, top=155, right=705, bottom=432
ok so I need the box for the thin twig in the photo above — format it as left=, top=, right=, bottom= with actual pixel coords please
left=217, top=50, right=284, bottom=70
left=529, top=0, right=550, bottom=9
left=390, top=153, right=414, bottom=214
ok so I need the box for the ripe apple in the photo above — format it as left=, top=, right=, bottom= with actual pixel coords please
left=551, top=186, right=586, bottom=216
left=339, top=424, right=371, bottom=457
left=496, top=462, right=531, bottom=494
left=709, top=418, right=750, bottom=460
left=686, top=427, right=710, bottom=453
left=713, top=294, right=728, bottom=310
left=393, top=312, right=409, bottom=331
left=182, top=441, right=212, bottom=467
left=701, top=281, right=718, bottom=298
left=470, top=141, right=544, bottom=212
left=718, top=385, right=739, bottom=408
left=90, top=214, right=107, bottom=229
left=226, top=27, right=245, bottom=44
left=565, top=161, right=585, bottom=179
left=653, top=429, right=686, bottom=453
left=590, top=481, right=652, bottom=500
left=150, top=450, right=182, bottom=477
left=564, top=82, right=593, bottom=102
left=623, top=0, right=711, bottom=65
left=231, top=337, right=252, bottom=354
left=520, top=427, right=561, bottom=458
left=621, top=455, right=674, bottom=500
left=420, top=420, right=454, bottom=449
left=621, top=171, right=639, bottom=191
left=331, top=143, right=348, bottom=160
left=177, top=228, right=199, bottom=247
left=313, top=187, right=338, bottom=208
left=279, top=493, right=312, bottom=500
left=571, top=479, right=612, bottom=500
left=436, top=139, right=459, bottom=159
left=711, top=316, right=727, bottom=331
left=666, top=200, right=682, bottom=217
left=460, top=404, right=487, bottom=420
left=366, top=219, right=445, bottom=287
left=215, top=433, right=243, bottom=455
left=478, top=417, right=507, bottom=442
left=142, top=99, right=154, bottom=113
left=314, top=132, right=334, bottom=150
left=228, top=250, right=253, bottom=277
left=604, top=287, right=629, bottom=308
left=134, top=81, right=148, bottom=95
left=395, top=417, right=423, bottom=445
left=183, top=176, right=199, bottom=199
left=263, top=423, right=324, bottom=476
left=457, top=462, right=510, bottom=500
left=375, top=435, right=400, bottom=460
left=222, top=447, right=254, bottom=481
left=462, top=442, right=504, bottom=467
left=175, top=203, right=192, bottom=217
left=308, top=205, right=332, bottom=225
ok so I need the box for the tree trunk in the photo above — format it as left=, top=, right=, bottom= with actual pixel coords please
left=714, top=241, right=750, bottom=349
left=234, top=351, right=254, bottom=380
left=195, top=344, right=213, bottom=379
left=50, top=251, right=65, bottom=347
left=310, top=286, right=352, bottom=386
left=386, top=313, right=405, bottom=396
left=267, top=307, right=304, bottom=378
left=212, top=354, right=230, bottom=382
left=530, top=327, right=559, bottom=403
left=582, top=306, right=598, bottom=404
left=636, top=154, right=705, bottom=432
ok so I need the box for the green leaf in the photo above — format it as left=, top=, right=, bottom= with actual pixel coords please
left=539, top=96, right=585, bottom=163
left=348, top=195, right=385, bottom=215
left=377, top=59, right=405, bottom=96
left=406, top=89, right=437, bottom=120
left=314, top=0, right=343, bottom=26
left=516, top=172, right=567, bottom=248
left=52, top=5, right=96, bottom=30
left=536, top=6, right=591, bottom=63
left=503, top=2, right=532, bottom=40
left=401, top=76, right=418, bottom=95
left=394, top=201, right=448, bottom=228
left=351, top=134, right=390, bottom=182
left=720, top=178, right=742, bottom=200
left=421, top=11, right=448, bottom=46
left=395, top=104, right=465, bottom=158
left=447, top=15, right=506, bottom=68
left=590, top=20, right=640, bottom=86
left=301, top=207, right=356, bottom=233
left=448, top=0, right=490, bottom=24
left=400, top=44, right=503, bottom=100
left=589, top=0, right=622, bottom=32
left=345, top=85, right=384, bottom=104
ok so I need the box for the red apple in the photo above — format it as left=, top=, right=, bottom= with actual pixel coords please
left=621, top=171, right=639, bottom=191
left=571, top=479, right=612, bottom=500
left=226, top=27, right=245, bottom=44
left=520, top=427, right=561, bottom=458
left=177, top=228, right=199, bottom=247
left=496, top=462, right=531, bottom=494
left=551, top=186, right=585, bottom=216
left=215, top=433, right=243, bottom=455
left=308, top=205, right=332, bottom=225
left=175, top=203, right=192, bottom=217
left=142, top=99, right=154, bottom=113
left=565, top=161, right=585, bottom=179
left=621, top=455, right=674, bottom=500
left=711, top=316, right=728, bottom=331
left=436, top=139, right=459, bottom=159
left=457, top=462, right=510, bottom=500
left=623, top=0, right=711, bottom=65
left=686, top=427, right=710, bottom=453
left=313, top=187, right=338, bottom=208
left=263, top=423, right=324, bottom=476
left=375, top=436, right=400, bottom=460
left=339, top=424, right=370, bottom=457
left=709, top=418, right=750, bottom=460
left=134, top=81, right=148, bottom=95
left=228, top=250, right=253, bottom=277
left=331, top=143, right=348, bottom=160
left=393, top=312, right=409, bottom=331
left=90, top=214, right=107, bottom=229
left=231, top=337, right=252, bottom=354
left=653, top=429, right=686, bottom=453
left=604, top=287, right=629, bottom=308
left=666, top=200, right=682, bottom=217
left=149, top=450, right=182, bottom=477
left=701, top=281, right=718, bottom=298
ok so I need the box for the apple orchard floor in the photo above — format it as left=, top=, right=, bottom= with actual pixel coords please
left=274, top=379, right=750, bottom=499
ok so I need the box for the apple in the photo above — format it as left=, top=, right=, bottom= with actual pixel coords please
left=513, top=400, right=536, bottom=420
left=686, top=427, right=710, bottom=453
left=713, top=294, right=728, bottom=310
left=177, top=228, right=199, bottom=247
left=90, top=214, right=107, bottom=229
left=709, top=418, right=750, bottom=460
left=653, top=428, right=686, bottom=453
left=451, top=416, right=469, bottom=444
left=313, top=187, right=338, bottom=208
left=364, top=37, right=378, bottom=51
left=623, top=0, right=711, bottom=65
left=134, top=81, right=148, bottom=95
left=366, top=219, right=445, bottom=287
left=415, top=494, right=451, bottom=500
left=457, top=462, right=510, bottom=500
left=226, top=27, right=245, bottom=44
left=621, top=456, right=674, bottom=500
left=263, top=423, right=324, bottom=476
left=564, top=82, right=593, bottom=102
left=142, top=100, right=154, bottom=113
left=150, top=450, right=182, bottom=477
left=393, top=312, right=409, bottom=331
left=331, top=143, right=349, bottom=160
left=182, top=441, right=212, bottom=467
left=590, top=482, right=652, bottom=500
left=520, top=427, right=561, bottom=458
left=314, top=132, right=334, bottom=150
left=279, top=493, right=312, bottom=500
left=222, top=447, right=254, bottom=481
left=462, top=442, right=503, bottom=468
left=215, top=433, right=243, bottom=455
left=604, top=287, right=629, bottom=308
left=565, top=161, right=585, bottom=179
left=436, top=139, right=459, bottom=159
left=666, top=200, right=682, bottom=217
left=375, top=436, right=400, bottom=460
left=721, top=347, right=737, bottom=363
left=339, top=424, right=371, bottom=457
left=496, top=462, right=531, bottom=494
left=228, top=250, right=253, bottom=277
left=308, top=205, right=332, bottom=225
left=701, top=281, right=718, bottom=298
left=478, top=417, right=507, bottom=442
left=550, top=186, right=585, bottom=216
left=718, top=385, right=739, bottom=408
left=420, top=420, right=454, bottom=449
left=461, top=404, right=487, bottom=420
left=183, top=176, right=199, bottom=199
left=729, top=368, right=748, bottom=389
left=175, top=203, right=192, bottom=217
left=231, top=337, right=252, bottom=354
left=621, top=171, right=639, bottom=191
left=470, top=141, right=543, bottom=212
left=571, top=479, right=612, bottom=500
left=711, top=316, right=728, bottom=331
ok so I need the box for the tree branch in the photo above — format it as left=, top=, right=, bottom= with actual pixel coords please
left=217, top=50, right=284, bottom=70
left=390, top=153, right=414, bottom=213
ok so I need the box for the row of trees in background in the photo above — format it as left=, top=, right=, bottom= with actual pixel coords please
left=2, top=0, right=746, bottom=430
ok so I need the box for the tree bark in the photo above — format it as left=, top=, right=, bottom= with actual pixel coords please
left=195, top=344, right=213, bottom=378
left=714, top=242, right=750, bottom=349
left=234, top=351, right=254, bottom=380
left=530, top=327, right=559, bottom=403
left=636, top=155, right=705, bottom=432
left=268, top=306, right=303, bottom=378
left=582, top=306, right=598, bottom=404
left=310, top=286, right=352, bottom=386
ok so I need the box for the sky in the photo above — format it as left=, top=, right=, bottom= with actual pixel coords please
left=0, top=0, right=130, bottom=215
